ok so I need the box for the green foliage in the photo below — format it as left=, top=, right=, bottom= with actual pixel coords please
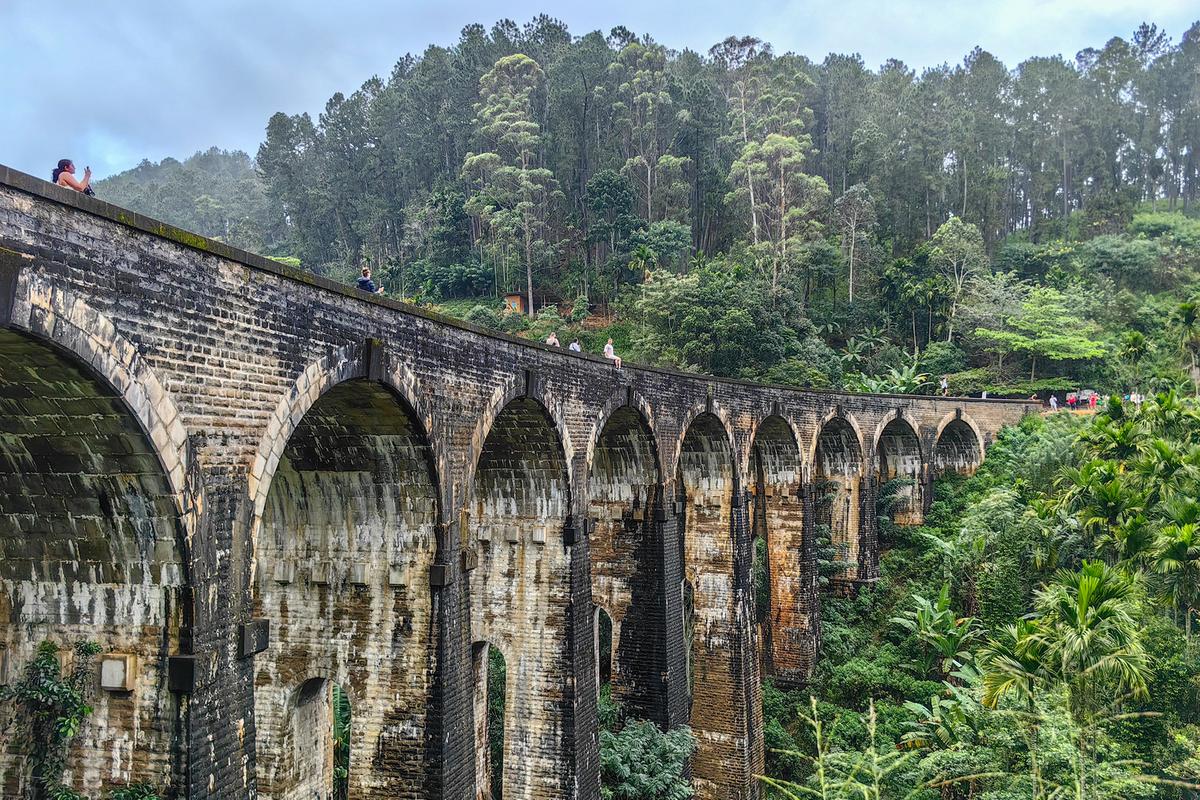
left=599, top=721, right=695, bottom=800
left=889, top=584, right=980, bottom=680
left=332, top=685, right=351, bottom=800
left=488, top=646, right=506, bottom=799
left=107, top=786, right=160, bottom=800
left=768, top=398, right=1200, bottom=798
left=95, top=148, right=282, bottom=254
left=1, top=640, right=102, bottom=800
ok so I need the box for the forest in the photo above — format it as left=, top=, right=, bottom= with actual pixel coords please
left=96, top=15, right=1200, bottom=399
left=82, top=15, right=1200, bottom=799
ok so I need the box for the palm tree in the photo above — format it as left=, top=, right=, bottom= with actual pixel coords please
left=1117, top=330, right=1148, bottom=391
left=1061, top=460, right=1145, bottom=561
left=979, top=619, right=1051, bottom=798
left=1032, top=562, right=1149, bottom=798
left=1154, top=523, right=1200, bottom=639
left=1174, top=301, right=1200, bottom=396
left=1032, top=561, right=1149, bottom=721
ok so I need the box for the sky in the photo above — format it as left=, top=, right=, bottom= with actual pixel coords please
left=3, top=0, right=1196, bottom=180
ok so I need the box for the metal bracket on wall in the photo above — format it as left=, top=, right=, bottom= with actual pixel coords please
left=428, top=564, right=453, bottom=587
left=238, top=619, right=270, bottom=659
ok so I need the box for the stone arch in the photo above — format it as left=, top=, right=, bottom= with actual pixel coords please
left=462, top=378, right=575, bottom=515
left=251, top=358, right=440, bottom=799
left=0, top=321, right=188, bottom=796
left=749, top=415, right=815, bottom=685
left=586, top=400, right=665, bottom=724
left=934, top=411, right=985, bottom=475
left=247, top=341, right=442, bottom=561
left=8, top=276, right=196, bottom=530
left=874, top=412, right=925, bottom=526
left=594, top=605, right=616, bottom=692
left=468, top=395, right=572, bottom=799
left=812, top=412, right=866, bottom=584
left=670, top=398, right=741, bottom=494
left=675, top=411, right=750, bottom=796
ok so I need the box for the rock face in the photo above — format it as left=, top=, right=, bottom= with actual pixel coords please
left=0, top=165, right=1034, bottom=800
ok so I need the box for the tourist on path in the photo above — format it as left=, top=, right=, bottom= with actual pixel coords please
left=1049, top=395, right=1058, bottom=411
left=940, top=375, right=949, bottom=396
left=545, top=331, right=561, bottom=347
left=604, top=338, right=622, bottom=369
left=356, top=267, right=383, bottom=295
left=569, top=337, right=581, bottom=352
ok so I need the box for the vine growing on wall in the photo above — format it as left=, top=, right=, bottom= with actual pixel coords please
left=2, top=640, right=101, bottom=800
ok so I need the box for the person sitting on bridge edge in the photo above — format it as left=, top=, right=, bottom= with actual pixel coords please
left=53, top=159, right=94, bottom=195
left=356, top=266, right=383, bottom=295
left=569, top=337, right=581, bottom=352
left=545, top=331, right=560, bottom=347
left=604, top=337, right=622, bottom=369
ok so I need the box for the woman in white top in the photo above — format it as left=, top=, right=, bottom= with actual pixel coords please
left=53, top=159, right=92, bottom=194
left=603, top=338, right=622, bottom=368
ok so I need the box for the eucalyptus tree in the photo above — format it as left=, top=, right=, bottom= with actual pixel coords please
left=463, top=53, right=562, bottom=312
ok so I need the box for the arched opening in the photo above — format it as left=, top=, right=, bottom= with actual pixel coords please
left=750, top=416, right=814, bottom=684
left=472, top=642, right=506, bottom=800
left=282, top=679, right=351, bottom=800
left=935, top=418, right=983, bottom=476
left=0, top=328, right=185, bottom=797
left=594, top=607, right=615, bottom=723
left=253, top=379, right=439, bottom=800
left=876, top=417, right=924, bottom=526
left=676, top=412, right=744, bottom=794
left=587, top=405, right=665, bottom=724
left=815, top=416, right=864, bottom=585
left=469, top=397, right=570, bottom=799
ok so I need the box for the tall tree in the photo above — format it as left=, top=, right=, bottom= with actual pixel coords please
left=929, top=216, right=988, bottom=342
left=463, top=53, right=562, bottom=312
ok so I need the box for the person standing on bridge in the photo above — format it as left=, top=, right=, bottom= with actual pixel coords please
left=545, top=331, right=561, bottom=347
left=356, top=266, right=384, bottom=295
left=53, top=159, right=93, bottom=195
left=940, top=375, right=949, bottom=396
left=569, top=337, right=581, bottom=353
left=604, top=337, right=622, bottom=369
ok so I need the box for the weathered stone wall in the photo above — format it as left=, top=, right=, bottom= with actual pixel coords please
left=0, top=327, right=185, bottom=797
left=814, top=416, right=865, bottom=584
left=876, top=415, right=925, bottom=526
left=750, top=416, right=814, bottom=685
left=253, top=380, right=438, bottom=800
left=587, top=406, right=666, bottom=724
left=0, top=165, right=1036, bottom=800
left=468, top=397, right=572, bottom=800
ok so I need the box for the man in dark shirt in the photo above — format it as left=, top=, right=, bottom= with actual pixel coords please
left=357, top=267, right=383, bottom=295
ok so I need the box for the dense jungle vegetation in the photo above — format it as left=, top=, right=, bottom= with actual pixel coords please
left=96, top=16, right=1200, bottom=398
left=754, top=394, right=1200, bottom=798
left=84, top=16, right=1200, bottom=799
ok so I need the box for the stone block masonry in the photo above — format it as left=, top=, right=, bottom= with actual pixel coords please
left=0, top=164, right=1036, bottom=800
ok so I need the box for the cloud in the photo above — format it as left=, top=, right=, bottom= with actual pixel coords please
left=2, top=0, right=1195, bottom=179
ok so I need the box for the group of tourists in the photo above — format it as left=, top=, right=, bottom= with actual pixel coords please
left=545, top=331, right=622, bottom=368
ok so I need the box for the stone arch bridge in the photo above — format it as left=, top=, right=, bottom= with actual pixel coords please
left=0, top=166, right=1034, bottom=800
